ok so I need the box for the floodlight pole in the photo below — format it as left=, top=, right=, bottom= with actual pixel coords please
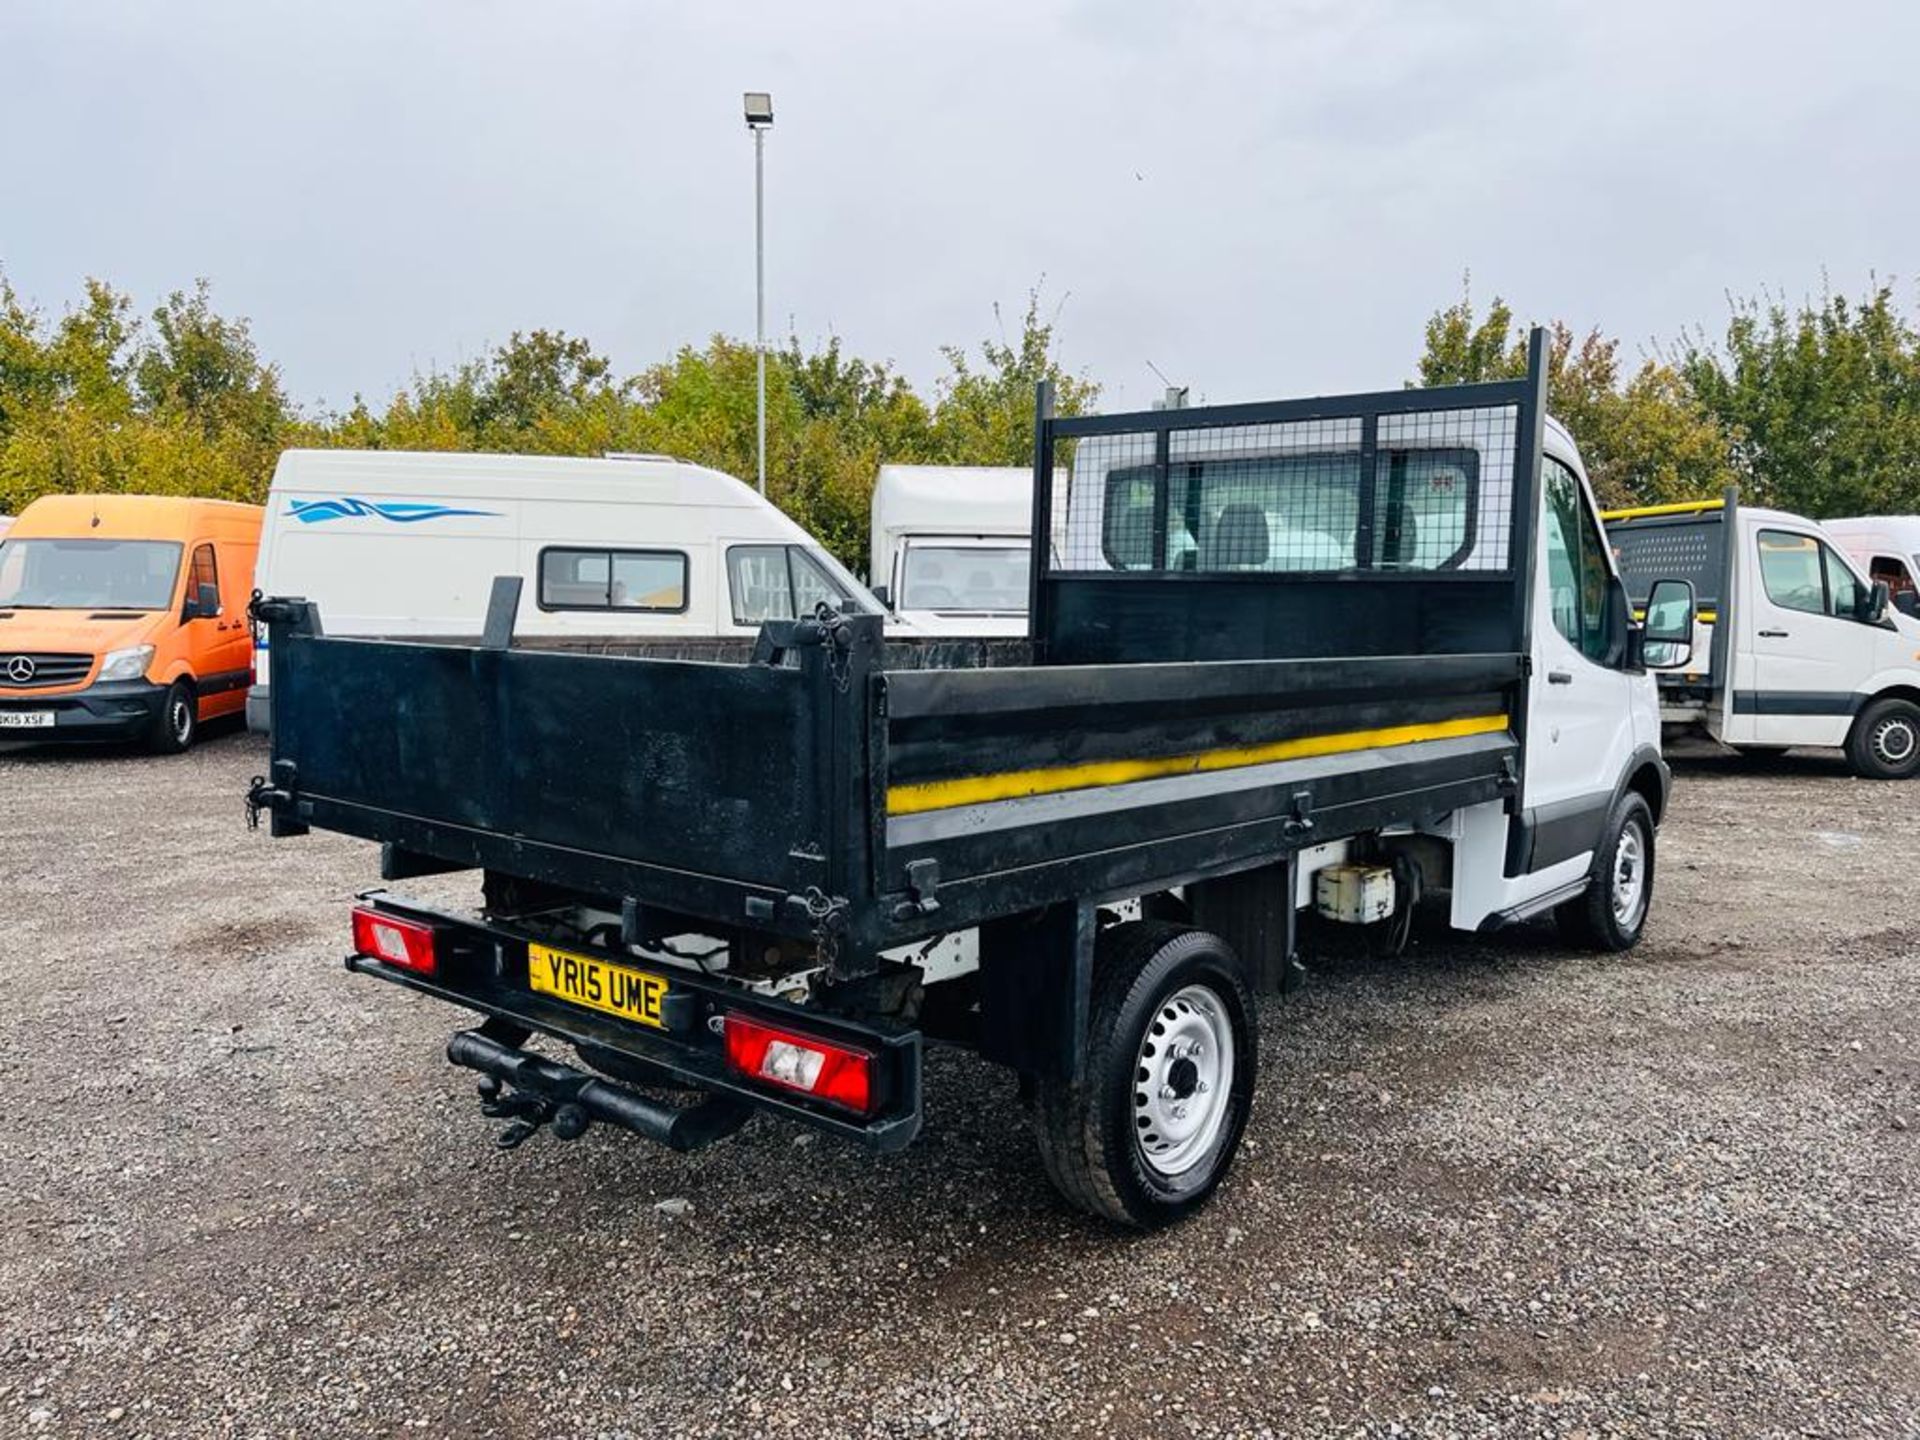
left=754, top=122, right=766, bottom=496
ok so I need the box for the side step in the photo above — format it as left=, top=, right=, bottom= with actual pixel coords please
left=447, top=1028, right=752, bottom=1152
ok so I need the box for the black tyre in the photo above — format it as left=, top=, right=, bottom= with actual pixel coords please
left=1032, top=921, right=1257, bottom=1229
left=1846, top=697, right=1920, bottom=780
left=146, top=679, right=197, bottom=754
left=1555, top=791, right=1654, bottom=952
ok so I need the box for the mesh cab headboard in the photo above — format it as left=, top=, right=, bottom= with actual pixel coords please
left=1027, top=333, right=1550, bottom=666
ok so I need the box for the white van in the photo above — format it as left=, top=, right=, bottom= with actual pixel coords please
left=1822, top=516, right=1920, bottom=619
left=1607, top=495, right=1920, bottom=778
left=869, top=465, right=1050, bottom=636
left=249, top=450, right=882, bottom=729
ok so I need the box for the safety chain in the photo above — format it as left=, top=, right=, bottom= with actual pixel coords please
left=802, top=885, right=851, bottom=969
left=810, top=601, right=854, bottom=694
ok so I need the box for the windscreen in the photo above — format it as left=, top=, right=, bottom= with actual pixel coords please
left=0, top=538, right=184, bottom=610
left=901, top=545, right=1031, bottom=613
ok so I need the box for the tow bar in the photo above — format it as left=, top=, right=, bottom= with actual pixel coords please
left=446, top=1027, right=752, bottom=1152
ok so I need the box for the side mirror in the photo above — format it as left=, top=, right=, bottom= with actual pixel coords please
left=184, top=582, right=221, bottom=621
left=870, top=583, right=892, bottom=610
left=1863, top=579, right=1892, bottom=625
left=1640, top=577, right=1695, bottom=669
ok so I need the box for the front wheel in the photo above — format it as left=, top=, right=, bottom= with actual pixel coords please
left=1556, top=791, right=1655, bottom=952
left=1846, top=697, right=1920, bottom=780
left=1031, top=921, right=1257, bottom=1229
left=146, top=680, right=198, bottom=754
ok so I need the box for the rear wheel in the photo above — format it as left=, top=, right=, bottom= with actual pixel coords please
left=146, top=680, right=197, bottom=754
left=1556, top=791, right=1654, bottom=952
left=1032, top=921, right=1257, bottom=1229
left=1846, top=697, right=1920, bottom=780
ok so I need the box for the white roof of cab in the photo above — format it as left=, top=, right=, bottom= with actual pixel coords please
left=271, top=449, right=780, bottom=514
left=872, top=465, right=1045, bottom=543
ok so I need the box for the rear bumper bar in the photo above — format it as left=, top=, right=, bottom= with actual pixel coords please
left=347, top=896, right=924, bottom=1153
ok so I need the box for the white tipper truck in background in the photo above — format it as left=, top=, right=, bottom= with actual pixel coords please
left=1606, top=492, right=1920, bottom=778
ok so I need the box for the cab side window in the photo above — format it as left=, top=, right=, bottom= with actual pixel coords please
left=1823, top=545, right=1863, bottom=618
left=188, top=543, right=219, bottom=606
left=1757, top=529, right=1868, bottom=620
left=1541, top=458, right=1614, bottom=664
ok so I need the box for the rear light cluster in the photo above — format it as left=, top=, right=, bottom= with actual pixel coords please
left=722, top=1013, right=875, bottom=1115
left=350, top=906, right=439, bottom=976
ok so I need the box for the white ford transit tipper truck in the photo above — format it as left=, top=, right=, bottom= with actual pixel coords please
left=1607, top=492, right=1920, bottom=778
left=251, top=330, right=1699, bottom=1228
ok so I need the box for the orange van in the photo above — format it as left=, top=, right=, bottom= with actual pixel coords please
left=0, top=495, right=263, bottom=751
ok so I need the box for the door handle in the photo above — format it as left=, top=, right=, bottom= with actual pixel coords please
left=1759, top=629, right=1789, bottom=638
left=1547, top=670, right=1573, bottom=685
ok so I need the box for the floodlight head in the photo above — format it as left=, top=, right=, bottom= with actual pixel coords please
left=743, top=91, right=774, bottom=128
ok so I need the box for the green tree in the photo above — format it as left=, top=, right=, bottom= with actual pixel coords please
left=1414, top=285, right=1733, bottom=507
left=1674, top=282, right=1920, bottom=517
left=931, top=288, right=1099, bottom=467
left=632, top=333, right=936, bottom=569
left=135, top=281, right=291, bottom=445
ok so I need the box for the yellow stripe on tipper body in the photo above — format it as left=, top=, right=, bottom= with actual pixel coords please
left=886, top=713, right=1511, bottom=817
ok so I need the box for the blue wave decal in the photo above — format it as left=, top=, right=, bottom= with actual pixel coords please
left=288, top=497, right=500, bottom=525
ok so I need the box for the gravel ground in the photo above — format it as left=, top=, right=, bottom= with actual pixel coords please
left=1, top=728, right=1916, bottom=1438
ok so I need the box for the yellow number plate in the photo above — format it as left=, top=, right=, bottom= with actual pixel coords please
left=526, top=943, right=668, bottom=1030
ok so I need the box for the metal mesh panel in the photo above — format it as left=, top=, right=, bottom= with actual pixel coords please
left=1052, top=403, right=1518, bottom=575
left=1610, top=521, right=1723, bottom=607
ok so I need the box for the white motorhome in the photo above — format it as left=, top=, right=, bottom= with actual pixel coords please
left=869, top=465, right=1049, bottom=636
left=1607, top=494, right=1920, bottom=778
left=1822, top=516, right=1920, bottom=619
left=248, top=450, right=882, bottom=729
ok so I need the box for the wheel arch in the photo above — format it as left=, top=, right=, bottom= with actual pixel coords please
left=1616, top=743, right=1671, bottom=826
left=1862, top=682, right=1920, bottom=713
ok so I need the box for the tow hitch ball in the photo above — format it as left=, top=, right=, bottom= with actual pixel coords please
left=476, top=1075, right=591, bottom=1149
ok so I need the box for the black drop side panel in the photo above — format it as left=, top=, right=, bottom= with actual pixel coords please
left=272, top=633, right=826, bottom=892
left=883, top=651, right=1519, bottom=788
left=1043, top=576, right=1514, bottom=664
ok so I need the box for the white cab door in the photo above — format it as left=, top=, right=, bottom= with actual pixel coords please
left=1524, top=456, right=1639, bottom=830
left=1747, top=526, right=1877, bottom=747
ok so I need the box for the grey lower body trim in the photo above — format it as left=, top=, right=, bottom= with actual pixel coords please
left=1730, top=690, right=1863, bottom=717
left=1504, top=790, right=1611, bottom=877
left=1479, top=878, right=1589, bottom=931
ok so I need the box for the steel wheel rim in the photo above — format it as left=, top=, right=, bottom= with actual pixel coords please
left=170, top=696, right=193, bottom=744
left=1872, top=716, right=1917, bottom=766
left=1611, top=822, right=1647, bottom=929
left=1132, top=983, right=1235, bottom=1177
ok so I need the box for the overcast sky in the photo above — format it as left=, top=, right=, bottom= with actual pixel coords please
left=4, top=0, right=1917, bottom=414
